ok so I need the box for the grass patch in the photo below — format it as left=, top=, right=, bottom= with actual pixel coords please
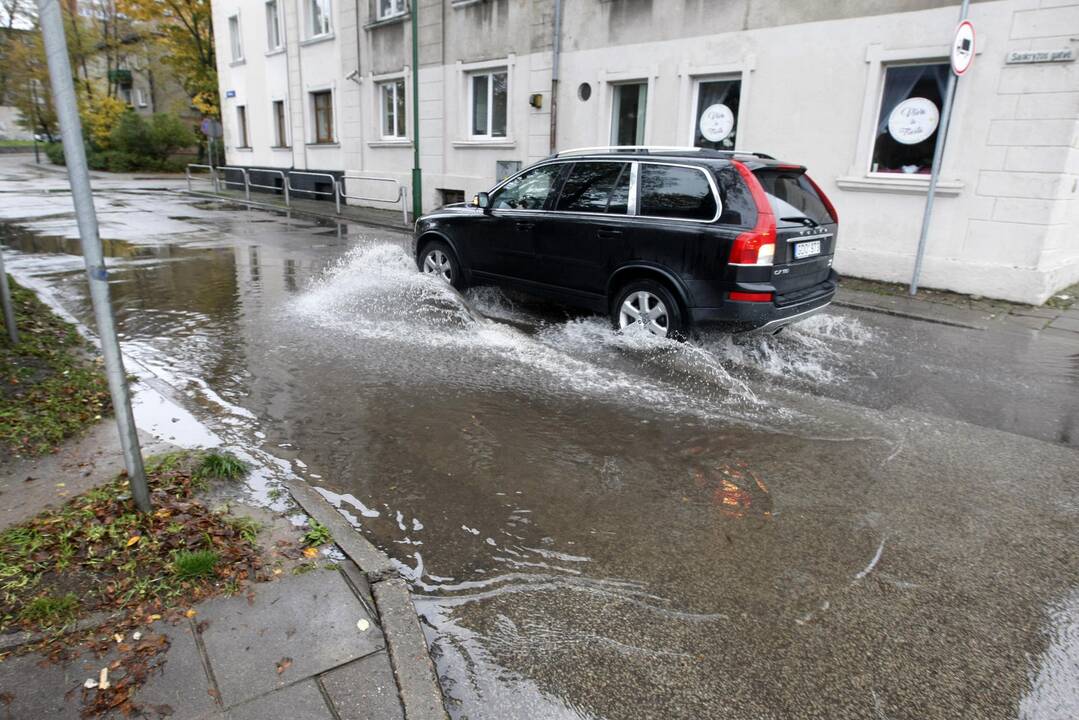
left=18, top=593, right=79, bottom=627
left=0, top=140, right=35, bottom=148
left=302, top=519, right=332, bottom=547
left=171, top=550, right=219, bottom=580
left=194, top=451, right=249, bottom=482
left=0, top=452, right=266, bottom=636
left=0, top=277, right=110, bottom=457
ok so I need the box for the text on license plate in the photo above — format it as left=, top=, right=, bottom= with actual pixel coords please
left=794, top=240, right=822, bottom=260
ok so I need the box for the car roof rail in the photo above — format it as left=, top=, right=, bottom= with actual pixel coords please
left=552, top=145, right=704, bottom=157
left=551, top=146, right=776, bottom=160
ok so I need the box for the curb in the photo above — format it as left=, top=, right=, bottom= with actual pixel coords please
left=285, top=479, right=449, bottom=720
left=833, top=297, right=989, bottom=331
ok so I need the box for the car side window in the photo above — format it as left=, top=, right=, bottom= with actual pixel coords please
left=491, top=164, right=562, bottom=211
left=638, top=164, right=718, bottom=221
left=606, top=166, right=630, bottom=214
left=554, top=162, right=628, bottom=214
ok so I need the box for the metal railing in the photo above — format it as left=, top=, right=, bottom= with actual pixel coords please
left=337, top=174, right=408, bottom=226
left=185, top=164, right=217, bottom=193
left=247, top=168, right=290, bottom=207
left=287, top=170, right=340, bottom=214
left=217, top=165, right=250, bottom=201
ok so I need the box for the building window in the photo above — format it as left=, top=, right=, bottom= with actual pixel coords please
left=120, top=85, right=133, bottom=105
left=272, top=100, right=288, bottom=146
left=638, top=164, right=717, bottom=221
left=379, top=79, right=407, bottom=139
left=555, top=162, right=629, bottom=214
left=469, top=69, right=507, bottom=139
left=311, top=90, right=334, bottom=143
left=266, top=0, right=282, bottom=49
left=228, top=14, right=243, bottom=61
left=692, top=78, right=740, bottom=150
left=135, top=88, right=148, bottom=108
left=871, top=63, right=948, bottom=175
left=306, top=0, right=332, bottom=37
left=491, top=163, right=560, bottom=210
left=236, top=105, right=249, bottom=147
left=610, top=81, right=646, bottom=146
left=377, top=0, right=405, bottom=21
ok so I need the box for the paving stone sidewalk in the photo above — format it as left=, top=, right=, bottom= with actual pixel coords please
left=0, top=567, right=405, bottom=720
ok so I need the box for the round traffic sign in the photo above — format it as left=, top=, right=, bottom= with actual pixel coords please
left=951, top=20, right=975, bottom=76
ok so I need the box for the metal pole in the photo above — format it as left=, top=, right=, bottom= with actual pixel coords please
left=549, top=0, right=562, bottom=154
left=29, top=81, right=41, bottom=164
left=410, top=2, right=421, bottom=222
left=0, top=249, right=18, bottom=344
left=910, top=0, right=970, bottom=295
left=37, top=0, right=151, bottom=512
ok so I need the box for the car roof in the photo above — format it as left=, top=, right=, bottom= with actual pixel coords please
left=546, top=147, right=799, bottom=171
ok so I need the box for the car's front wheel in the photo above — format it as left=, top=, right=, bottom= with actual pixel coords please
left=418, top=240, right=466, bottom=290
left=611, top=280, right=685, bottom=341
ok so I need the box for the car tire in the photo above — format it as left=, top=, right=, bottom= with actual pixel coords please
left=418, top=239, right=466, bottom=291
left=611, top=280, right=686, bottom=341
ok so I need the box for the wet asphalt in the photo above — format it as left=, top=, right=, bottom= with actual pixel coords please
left=2, top=157, right=1078, bottom=719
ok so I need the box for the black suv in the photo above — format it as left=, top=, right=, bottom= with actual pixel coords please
left=414, top=147, right=838, bottom=338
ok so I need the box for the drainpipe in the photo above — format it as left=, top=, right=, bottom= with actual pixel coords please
left=549, top=0, right=562, bottom=154
left=410, top=0, right=422, bottom=219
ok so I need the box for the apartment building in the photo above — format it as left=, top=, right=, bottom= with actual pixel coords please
left=212, top=0, right=1079, bottom=304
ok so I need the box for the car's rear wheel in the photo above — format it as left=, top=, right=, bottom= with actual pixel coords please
left=612, top=280, right=685, bottom=341
left=418, top=240, right=466, bottom=290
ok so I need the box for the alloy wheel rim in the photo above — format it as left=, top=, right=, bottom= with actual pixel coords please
left=618, top=290, right=669, bottom=337
left=422, top=250, right=453, bottom=282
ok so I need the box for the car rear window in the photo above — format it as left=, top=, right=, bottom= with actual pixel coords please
left=555, top=162, right=629, bottom=214
left=714, top=166, right=758, bottom=227
left=753, top=169, right=833, bottom=226
left=638, top=164, right=717, bottom=221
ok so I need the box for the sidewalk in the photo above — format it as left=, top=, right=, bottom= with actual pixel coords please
left=835, top=278, right=1079, bottom=338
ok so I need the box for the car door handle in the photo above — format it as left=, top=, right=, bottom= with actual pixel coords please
left=515, top=221, right=534, bottom=231
left=596, top=228, right=623, bottom=239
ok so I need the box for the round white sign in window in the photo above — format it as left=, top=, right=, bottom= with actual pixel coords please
left=887, top=97, right=940, bottom=145
left=699, top=104, right=735, bottom=143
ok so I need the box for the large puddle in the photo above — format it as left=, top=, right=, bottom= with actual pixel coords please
left=3, top=194, right=1078, bottom=719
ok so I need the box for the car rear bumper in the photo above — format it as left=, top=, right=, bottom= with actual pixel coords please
left=688, top=271, right=838, bottom=331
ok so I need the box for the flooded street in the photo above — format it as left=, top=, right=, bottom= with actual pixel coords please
left=3, top=158, right=1079, bottom=719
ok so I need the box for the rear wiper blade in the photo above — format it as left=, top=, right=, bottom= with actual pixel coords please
left=780, top=216, right=819, bottom=228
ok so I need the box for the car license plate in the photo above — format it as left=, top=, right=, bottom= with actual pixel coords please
left=794, top=240, right=821, bottom=260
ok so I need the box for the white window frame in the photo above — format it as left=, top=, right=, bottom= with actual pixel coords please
left=376, top=0, right=406, bottom=21
left=265, top=0, right=283, bottom=51
left=271, top=98, right=289, bottom=147
left=866, top=60, right=950, bottom=178
left=308, top=87, right=336, bottom=144
left=608, top=81, right=648, bottom=146
left=467, top=68, right=508, bottom=140
left=676, top=58, right=754, bottom=149
left=135, top=88, right=148, bottom=108
left=837, top=43, right=966, bottom=196
left=228, top=14, right=244, bottom=62
left=305, top=0, right=332, bottom=39
left=376, top=76, right=408, bottom=140
left=596, top=68, right=656, bottom=147
left=236, top=105, right=249, bottom=148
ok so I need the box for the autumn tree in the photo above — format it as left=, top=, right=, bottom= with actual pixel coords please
left=120, top=0, right=217, bottom=117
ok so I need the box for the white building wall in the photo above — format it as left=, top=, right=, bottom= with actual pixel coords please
left=212, top=0, right=1079, bottom=304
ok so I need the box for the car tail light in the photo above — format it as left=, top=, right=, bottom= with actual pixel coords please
left=729, top=291, right=773, bottom=302
left=804, top=173, right=838, bottom=223
left=729, top=161, right=776, bottom=265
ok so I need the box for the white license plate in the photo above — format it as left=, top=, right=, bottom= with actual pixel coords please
left=794, top=240, right=822, bottom=260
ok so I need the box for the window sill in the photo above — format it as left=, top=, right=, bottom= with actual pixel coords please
left=835, top=175, right=963, bottom=196
left=453, top=139, right=516, bottom=149
left=235, top=146, right=253, bottom=151
left=368, top=139, right=412, bottom=148
left=365, top=13, right=408, bottom=30
left=300, top=33, right=334, bottom=47
left=451, top=0, right=485, bottom=7
left=271, top=145, right=292, bottom=151
left=306, top=142, right=340, bottom=148
left=229, top=59, right=246, bottom=67
left=265, top=47, right=286, bottom=57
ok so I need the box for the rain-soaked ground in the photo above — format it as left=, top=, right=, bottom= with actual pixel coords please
left=2, top=158, right=1079, bottom=719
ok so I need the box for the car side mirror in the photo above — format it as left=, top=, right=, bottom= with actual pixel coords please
left=472, top=192, right=491, bottom=212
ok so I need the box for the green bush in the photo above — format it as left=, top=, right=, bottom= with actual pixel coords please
left=45, top=142, right=64, bottom=165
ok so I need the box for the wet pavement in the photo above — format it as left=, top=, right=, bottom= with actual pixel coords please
left=2, top=157, right=1078, bottom=719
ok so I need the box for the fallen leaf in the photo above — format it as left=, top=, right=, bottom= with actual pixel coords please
left=302, top=547, right=319, bottom=559
left=126, top=536, right=141, bottom=547
left=275, top=657, right=292, bottom=674
left=185, top=609, right=197, bottom=618
left=113, top=633, right=124, bottom=643
left=149, top=614, right=162, bottom=621
left=356, top=619, right=370, bottom=632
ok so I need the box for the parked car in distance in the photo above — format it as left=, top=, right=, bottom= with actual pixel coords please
left=414, top=146, right=839, bottom=339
